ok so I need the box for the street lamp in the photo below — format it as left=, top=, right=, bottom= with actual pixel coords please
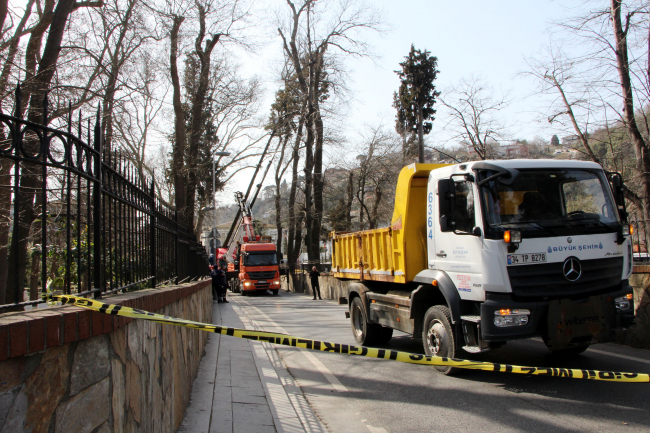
left=210, top=151, right=231, bottom=259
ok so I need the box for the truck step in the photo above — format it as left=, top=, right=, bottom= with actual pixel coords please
left=460, top=315, right=481, bottom=323
left=462, top=345, right=491, bottom=354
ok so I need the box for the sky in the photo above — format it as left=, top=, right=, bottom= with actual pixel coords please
left=216, top=0, right=583, bottom=205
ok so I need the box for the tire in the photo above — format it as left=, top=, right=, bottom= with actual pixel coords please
left=272, top=289, right=279, bottom=296
left=240, top=283, right=247, bottom=296
left=350, top=297, right=388, bottom=346
left=422, top=305, right=459, bottom=375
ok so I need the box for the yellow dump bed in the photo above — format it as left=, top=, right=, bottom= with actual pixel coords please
left=331, top=163, right=449, bottom=284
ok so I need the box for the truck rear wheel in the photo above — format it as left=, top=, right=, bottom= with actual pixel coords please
left=422, top=305, right=458, bottom=375
left=350, top=297, right=389, bottom=346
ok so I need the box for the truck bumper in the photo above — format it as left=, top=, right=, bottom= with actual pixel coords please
left=480, top=283, right=635, bottom=343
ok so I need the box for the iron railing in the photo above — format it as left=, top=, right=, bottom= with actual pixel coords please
left=0, top=88, right=209, bottom=310
left=631, top=215, right=650, bottom=264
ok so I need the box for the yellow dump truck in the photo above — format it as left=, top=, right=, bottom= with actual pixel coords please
left=331, top=161, right=635, bottom=374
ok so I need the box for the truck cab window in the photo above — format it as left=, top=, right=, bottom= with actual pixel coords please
left=453, top=181, right=475, bottom=233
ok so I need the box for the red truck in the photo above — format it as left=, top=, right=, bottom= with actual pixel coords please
left=223, top=192, right=281, bottom=295
left=233, top=236, right=281, bottom=295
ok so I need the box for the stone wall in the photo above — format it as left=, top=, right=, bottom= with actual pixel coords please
left=619, top=267, right=650, bottom=350
left=282, top=272, right=351, bottom=302
left=0, top=280, right=212, bottom=433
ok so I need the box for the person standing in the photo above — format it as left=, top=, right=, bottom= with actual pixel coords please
left=210, top=266, right=219, bottom=301
left=309, top=266, right=322, bottom=300
left=217, top=264, right=229, bottom=303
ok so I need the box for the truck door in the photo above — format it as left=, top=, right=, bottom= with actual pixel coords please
left=434, top=176, right=484, bottom=301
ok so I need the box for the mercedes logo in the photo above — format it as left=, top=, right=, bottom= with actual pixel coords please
left=563, top=257, right=582, bottom=282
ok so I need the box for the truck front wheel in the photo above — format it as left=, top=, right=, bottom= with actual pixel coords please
left=350, top=297, right=390, bottom=346
left=422, top=305, right=458, bottom=375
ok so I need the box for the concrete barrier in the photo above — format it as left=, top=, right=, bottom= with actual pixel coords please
left=0, top=280, right=212, bottom=433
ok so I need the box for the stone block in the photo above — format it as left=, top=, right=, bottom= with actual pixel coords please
left=70, top=334, right=110, bottom=396
left=55, top=376, right=110, bottom=433
left=126, top=359, right=142, bottom=424
left=27, top=318, right=45, bottom=353
left=45, top=314, right=61, bottom=348
left=110, top=326, right=127, bottom=363
left=63, top=312, right=77, bottom=344
left=77, top=310, right=92, bottom=340
left=9, top=321, right=27, bottom=357
left=23, top=344, right=70, bottom=433
left=111, top=358, right=125, bottom=433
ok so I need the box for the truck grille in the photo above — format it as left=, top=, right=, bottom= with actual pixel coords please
left=507, top=257, right=623, bottom=299
left=248, top=271, right=276, bottom=280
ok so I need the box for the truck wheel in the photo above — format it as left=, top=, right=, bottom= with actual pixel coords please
left=422, top=305, right=458, bottom=375
left=350, top=297, right=383, bottom=346
left=240, top=283, right=246, bottom=296
left=272, top=289, right=279, bottom=296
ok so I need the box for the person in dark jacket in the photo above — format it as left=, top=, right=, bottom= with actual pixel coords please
left=217, top=264, right=229, bottom=303
left=210, top=266, right=219, bottom=301
left=309, top=266, right=322, bottom=300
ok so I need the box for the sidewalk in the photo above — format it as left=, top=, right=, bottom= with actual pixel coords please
left=177, top=294, right=327, bottom=433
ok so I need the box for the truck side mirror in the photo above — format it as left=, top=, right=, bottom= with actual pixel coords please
left=438, top=179, right=455, bottom=232
left=472, top=226, right=482, bottom=237
left=608, top=173, right=628, bottom=222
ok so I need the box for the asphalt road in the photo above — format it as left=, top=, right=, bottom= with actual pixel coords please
left=230, top=290, right=650, bottom=433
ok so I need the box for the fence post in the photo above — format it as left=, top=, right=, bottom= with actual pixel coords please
left=150, top=182, right=156, bottom=288
left=174, top=210, right=179, bottom=284
left=92, top=109, right=103, bottom=298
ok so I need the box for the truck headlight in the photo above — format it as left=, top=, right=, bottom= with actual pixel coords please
left=244, top=282, right=252, bottom=287
left=615, top=294, right=633, bottom=311
left=494, top=309, right=530, bottom=327
left=622, top=224, right=632, bottom=236
left=274, top=280, right=280, bottom=285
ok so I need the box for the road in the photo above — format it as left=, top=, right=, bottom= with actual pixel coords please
left=228, top=289, right=650, bottom=433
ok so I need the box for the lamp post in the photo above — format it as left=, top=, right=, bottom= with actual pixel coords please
left=210, top=151, right=230, bottom=259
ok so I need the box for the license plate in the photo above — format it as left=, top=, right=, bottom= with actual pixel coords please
left=507, top=253, right=546, bottom=265
left=257, top=280, right=267, bottom=284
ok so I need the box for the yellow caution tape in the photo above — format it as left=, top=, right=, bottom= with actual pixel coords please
left=55, top=295, right=650, bottom=383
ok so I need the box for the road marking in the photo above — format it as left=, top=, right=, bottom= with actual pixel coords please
left=366, top=425, right=388, bottom=433
left=237, top=299, right=349, bottom=393
left=530, top=338, right=650, bottom=365
left=586, top=348, right=650, bottom=365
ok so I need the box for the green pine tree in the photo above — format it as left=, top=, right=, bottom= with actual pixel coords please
left=393, top=45, right=440, bottom=163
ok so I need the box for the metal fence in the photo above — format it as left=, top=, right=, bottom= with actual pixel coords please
left=0, top=87, right=209, bottom=310
left=631, top=215, right=650, bottom=264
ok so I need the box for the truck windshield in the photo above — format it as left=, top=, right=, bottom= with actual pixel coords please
left=244, top=253, right=277, bottom=266
left=478, top=168, right=619, bottom=239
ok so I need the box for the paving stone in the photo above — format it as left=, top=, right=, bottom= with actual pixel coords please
left=232, top=402, right=275, bottom=428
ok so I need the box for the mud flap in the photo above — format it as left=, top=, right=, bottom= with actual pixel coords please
left=546, top=295, right=615, bottom=350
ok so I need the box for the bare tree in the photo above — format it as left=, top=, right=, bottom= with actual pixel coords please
left=440, top=75, right=510, bottom=160
left=278, top=0, right=382, bottom=262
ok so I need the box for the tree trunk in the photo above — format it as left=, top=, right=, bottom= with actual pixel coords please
left=287, top=103, right=305, bottom=286
left=102, top=0, right=137, bottom=153
left=170, top=16, right=187, bottom=224
left=345, top=171, right=353, bottom=230
left=611, top=0, right=650, bottom=220
left=185, top=5, right=222, bottom=231
left=417, top=103, right=424, bottom=163
left=5, top=0, right=77, bottom=308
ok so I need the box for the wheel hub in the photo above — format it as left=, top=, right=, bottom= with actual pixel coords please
left=352, top=306, right=363, bottom=337
left=427, top=321, right=447, bottom=356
